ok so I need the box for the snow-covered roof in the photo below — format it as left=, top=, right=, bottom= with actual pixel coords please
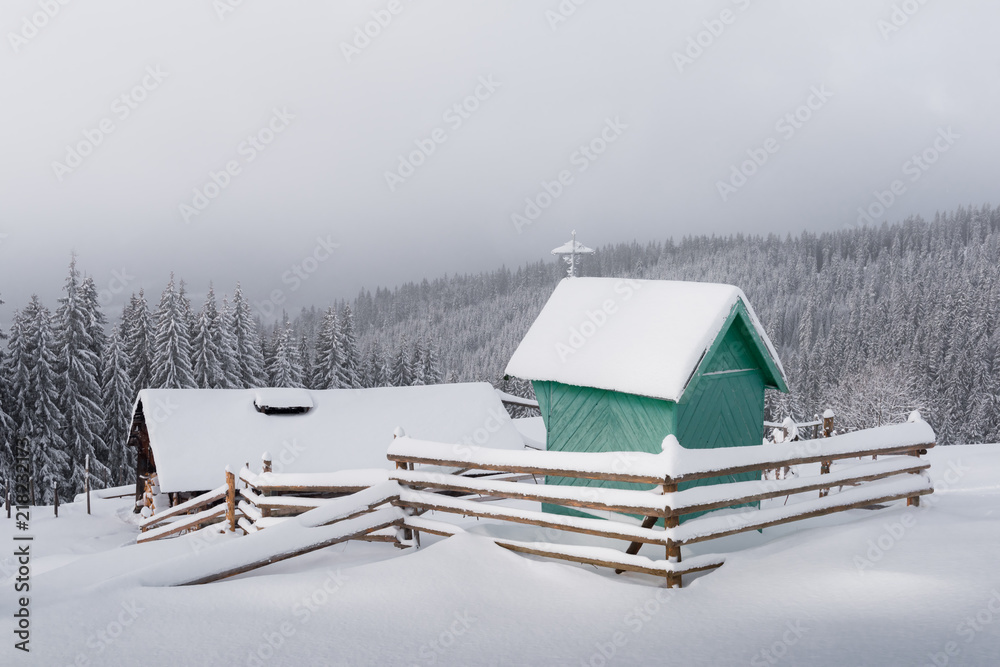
left=505, top=278, right=786, bottom=402
left=133, top=383, right=524, bottom=493
left=550, top=239, right=594, bottom=255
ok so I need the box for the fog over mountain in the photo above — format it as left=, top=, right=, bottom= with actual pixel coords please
left=2, top=0, right=999, bottom=327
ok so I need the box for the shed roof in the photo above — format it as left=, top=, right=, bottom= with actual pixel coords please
left=504, top=278, right=787, bottom=402
left=133, top=383, right=524, bottom=493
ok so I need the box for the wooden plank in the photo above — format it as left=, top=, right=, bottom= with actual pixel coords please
left=239, top=487, right=327, bottom=515
left=394, top=492, right=669, bottom=546
left=176, top=514, right=403, bottom=586
left=388, top=453, right=665, bottom=486
left=616, top=516, right=659, bottom=575
left=676, top=487, right=934, bottom=546
left=249, top=484, right=374, bottom=495
left=391, top=471, right=668, bottom=517
left=402, top=516, right=461, bottom=538
left=669, top=442, right=935, bottom=484
left=669, top=460, right=931, bottom=517
left=493, top=541, right=724, bottom=578
left=140, top=485, right=227, bottom=531
left=137, top=505, right=228, bottom=543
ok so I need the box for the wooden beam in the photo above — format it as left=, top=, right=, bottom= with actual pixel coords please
left=669, top=462, right=930, bottom=518
left=388, top=453, right=665, bottom=486
left=394, top=495, right=668, bottom=546
left=140, top=485, right=227, bottom=531
left=493, top=541, right=723, bottom=579
left=668, top=443, right=935, bottom=484
left=616, top=516, right=659, bottom=574
left=391, top=474, right=668, bottom=518
left=676, top=487, right=934, bottom=546
left=176, top=516, right=403, bottom=586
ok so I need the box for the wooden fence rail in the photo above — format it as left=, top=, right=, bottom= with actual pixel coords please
left=388, top=417, right=936, bottom=588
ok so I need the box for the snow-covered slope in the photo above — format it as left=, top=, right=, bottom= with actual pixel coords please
left=3, top=444, right=999, bottom=665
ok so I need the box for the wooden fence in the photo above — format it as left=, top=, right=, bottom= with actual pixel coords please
left=135, top=415, right=935, bottom=590
left=137, top=456, right=398, bottom=546
left=388, top=417, right=935, bottom=588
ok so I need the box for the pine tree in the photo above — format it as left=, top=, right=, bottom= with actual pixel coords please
left=298, top=334, right=314, bottom=389
left=55, top=257, right=110, bottom=494
left=0, top=292, right=15, bottom=478
left=390, top=335, right=412, bottom=387
left=218, top=296, right=242, bottom=389
left=312, top=307, right=341, bottom=389
left=410, top=339, right=427, bottom=386
left=423, top=338, right=443, bottom=384
left=231, top=283, right=267, bottom=388
left=12, top=297, right=70, bottom=503
left=101, top=324, right=134, bottom=485
left=337, top=305, right=360, bottom=388
left=151, top=274, right=197, bottom=389
left=80, top=275, right=108, bottom=378
left=192, top=286, right=225, bottom=388
left=123, top=290, right=154, bottom=394
left=266, top=321, right=304, bottom=388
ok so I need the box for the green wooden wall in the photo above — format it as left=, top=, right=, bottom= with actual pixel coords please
left=536, top=301, right=772, bottom=524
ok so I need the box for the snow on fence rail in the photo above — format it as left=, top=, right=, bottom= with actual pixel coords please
left=388, top=415, right=936, bottom=587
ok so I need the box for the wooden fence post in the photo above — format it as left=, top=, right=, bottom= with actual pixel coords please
left=225, top=468, right=237, bottom=532
left=260, top=453, right=273, bottom=519
left=819, top=410, right=834, bottom=498
left=907, top=450, right=922, bottom=507
left=85, top=454, right=91, bottom=516
left=53, top=483, right=59, bottom=517
left=664, top=481, right=681, bottom=588
left=393, top=428, right=414, bottom=544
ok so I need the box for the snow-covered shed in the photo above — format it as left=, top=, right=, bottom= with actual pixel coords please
left=127, top=383, right=523, bottom=498
left=504, top=278, right=789, bottom=520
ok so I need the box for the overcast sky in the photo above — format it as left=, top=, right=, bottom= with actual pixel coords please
left=1, top=0, right=997, bottom=326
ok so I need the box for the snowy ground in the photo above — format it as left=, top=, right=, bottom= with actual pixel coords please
left=3, top=445, right=999, bottom=666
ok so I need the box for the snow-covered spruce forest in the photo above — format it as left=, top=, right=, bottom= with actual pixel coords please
left=2, top=204, right=999, bottom=499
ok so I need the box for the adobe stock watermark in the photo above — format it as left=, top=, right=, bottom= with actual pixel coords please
left=921, top=589, right=1000, bottom=667
left=451, top=406, right=514, bottom=455
left=61, top=600, right=146, bottom=666
left=716, top=84, right=833, bottom=202
left=673, top=0, right=753, bottom=73
left=245, top=569, right=350, bottom=666
left=340, top=0, right=416, bottom=64
left=179, top=107, right=295, bottom=224
left=262, top=439, right=308, bottom=474
left=51, top=65, right=169, bottom=183
left=878, top=0, right=934, bottom=41
left=97, top=268, right=136, bottom=309
left=853, top=127, right=959, bottom=229
left=749, top=620, right=810, bottom=666
left=510, top=116, right=628, bottom=234
left=545, top=0, right=589, bottom=32
left=7, top=0, right=74, bottom=54
left=580, top=586, right=679, bottom=666
left=213, top=0, right=249, bottom=21
left=254, top=234, right=340, bottom=322
left=853, top=458, right=967, bottom=574
left=415, top=610, right=477, bottom=665
left=554, top=279, right=642, bottom=362
left=384, top=75, right=502, bottom=192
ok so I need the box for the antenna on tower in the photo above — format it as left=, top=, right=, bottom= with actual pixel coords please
left=551, top=230, right=595, bottom=278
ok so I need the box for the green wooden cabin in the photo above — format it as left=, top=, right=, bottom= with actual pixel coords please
left=504, top=277, right=789, bottom=523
